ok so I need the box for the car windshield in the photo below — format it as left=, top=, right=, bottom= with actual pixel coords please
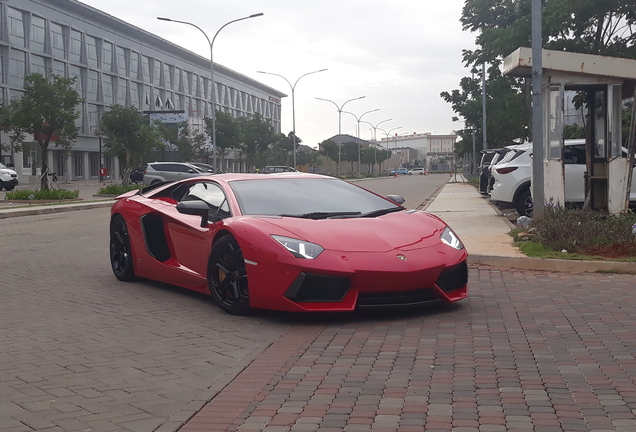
left=0, top=162, right=6, bottom=169
left=230, top=177, right=402, bottom=217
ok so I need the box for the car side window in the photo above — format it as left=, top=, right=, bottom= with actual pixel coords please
left=182, top=182, right=230, bottom=220
left=564, top=145, right=586, bottom=164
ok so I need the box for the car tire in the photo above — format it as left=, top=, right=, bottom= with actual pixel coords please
left=516, top=188, right=533, bottom=217
left=208, top=234, right=252, bottom=315
left=109, top=215, right=137, bottom=281
left=4, top=185, right=14, bottom=191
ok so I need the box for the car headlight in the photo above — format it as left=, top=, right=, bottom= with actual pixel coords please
left=272, top=235, right=324, bottom=259
left=440, top=227, right=464, bottom=250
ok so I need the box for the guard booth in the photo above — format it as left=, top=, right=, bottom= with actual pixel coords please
left=503, top=47, right=636, bottom=214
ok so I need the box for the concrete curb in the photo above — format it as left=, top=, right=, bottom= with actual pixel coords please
left=469, top=254, right=636, bottom=274
left=0, top=200, right=114, bottom=219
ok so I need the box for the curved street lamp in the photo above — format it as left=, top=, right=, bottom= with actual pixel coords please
left=257, top=69, right=327, bottom=169
left=342, top=109, right=379, bottom=175
left=315, top=96, right=365, bottom=175
left=360, top=118, right=392, bottom=169
left=158, top=13, right=263, bottom=172
left=377, top=126, right=402, bottom=174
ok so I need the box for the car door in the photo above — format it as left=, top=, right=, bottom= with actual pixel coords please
left=564, top=144, right=587, bottom=202
left=164, top=181, right=231, bottom=284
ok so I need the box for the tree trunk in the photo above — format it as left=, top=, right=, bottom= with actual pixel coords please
left=39, top=141, right=49, bottom=190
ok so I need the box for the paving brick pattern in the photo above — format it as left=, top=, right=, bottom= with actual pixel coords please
left=0, top=209, right=288, bottom=432
left=182, top=267, right=636, bottom=432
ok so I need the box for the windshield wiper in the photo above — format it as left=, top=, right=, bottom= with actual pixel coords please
left=358, top=207, right=405, bottom=218
left=278, top=211, right=362, bottom=220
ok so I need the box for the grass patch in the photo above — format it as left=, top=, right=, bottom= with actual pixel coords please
left=511, top=205, right=636, bottom=261
left=6, top=188, right=80, bottom=200
left=98, top=184, right=143, bottom=195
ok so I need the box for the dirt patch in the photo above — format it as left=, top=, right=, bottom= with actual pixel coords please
left=576, top=243, right=636, bottom=260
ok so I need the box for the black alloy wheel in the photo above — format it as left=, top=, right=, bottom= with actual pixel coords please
left=110, top=215, right=136, bottom=281
left=208, top=235, right=252, bottom=315
left=516, top=188, right=534, bottom=217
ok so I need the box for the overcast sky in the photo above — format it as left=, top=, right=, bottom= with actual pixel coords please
left=81, top=0, right=476, bottom=148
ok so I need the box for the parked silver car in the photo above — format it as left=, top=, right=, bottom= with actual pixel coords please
left=142, top=162, right=207, bottom=185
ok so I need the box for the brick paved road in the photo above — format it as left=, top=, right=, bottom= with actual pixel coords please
left=3, top=207, right=636, bottom=432
left=182, top=267, right=636, bottom=432
left=0, top=209, right=289, bottom=432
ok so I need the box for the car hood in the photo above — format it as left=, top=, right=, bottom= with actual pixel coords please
left=257, top=211, right=444, bottom=253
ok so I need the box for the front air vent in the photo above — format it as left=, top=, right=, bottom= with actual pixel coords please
left=435, top=261, right=468, bottom=293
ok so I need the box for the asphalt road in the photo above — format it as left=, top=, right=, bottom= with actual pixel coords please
left=354, top=173, right=451, bottom=210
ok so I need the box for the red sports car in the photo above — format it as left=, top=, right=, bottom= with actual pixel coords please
left=109, top=173, right=468, bottom=315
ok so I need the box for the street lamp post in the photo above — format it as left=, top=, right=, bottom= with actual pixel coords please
left=377, top=126, right=402, bottom=174
left=157, top=13, right=263, bottom=173
left=315, top=96, right=365, bottom=176
left=360, top=118, right=392, bottom=171
left=342, top=109, right=379, bottom=175
left=257, top=69, right=327, bottom=169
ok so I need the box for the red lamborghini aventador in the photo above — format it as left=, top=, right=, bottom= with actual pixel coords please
left=109, top=173, right=468, bottom=315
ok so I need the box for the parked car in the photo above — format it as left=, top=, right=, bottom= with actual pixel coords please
left=142, top=162, right=208, bottom=185
left=130, top=166, right=145, bottom=184
left=109, top=173, right=468, bottom=315
left=478, top=149, right=508, bottom=195
left=489, top=139, right=636, bottom=217
left=0, top=162, right=19, bottom=191
left=408, top=168, right=427, bottom=175
left=192, top=163, right=223, bottom=174
left=261, top=166, right=298, bottom=174
left=390, top=168, right=409, bottom=175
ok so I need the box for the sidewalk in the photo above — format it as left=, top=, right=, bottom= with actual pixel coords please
left=425, top=178, right=636, bottom=274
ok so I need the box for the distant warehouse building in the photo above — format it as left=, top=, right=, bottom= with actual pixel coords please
left=1, top=0, right=285, bottom=183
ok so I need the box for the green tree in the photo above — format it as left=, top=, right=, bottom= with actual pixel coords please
left=0, top=104, right=26, bottom=164
left=238, top=113, right=277, bottom=168
left=205, top=111, right=242, bottom=167
left=319, top=139, right=339, bottom=163
left=6, top=73, right=82, bottom=189
left=100, top=105, right=162, bottom=185
left=444, top=0, right=636, bottom=154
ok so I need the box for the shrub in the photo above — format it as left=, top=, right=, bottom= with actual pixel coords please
left=6, top=188, right=80, bottom=200
left=98, top=184, right=142, bottom=195
left=532, top=205, right=636, bottom=254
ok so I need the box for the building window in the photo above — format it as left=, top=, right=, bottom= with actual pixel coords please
left=52, top=60, right=65, bottom=78
left=117, top=78, right=127, bottom=104
left=0, top=51, right=4, bottom=84
left=143, top=85, right=151, bottom=111
left=87, top=70, right=99, bottom=102
left=8, top=7, right=26, bottom=48
left=69, top=29, right=82, bottom=63
left=68, top=65, right=83, bottom=96
left=87, top=104, right=100, bottom=134
left=74, top=153, right=84, bottom=178
left=174, top=68, right=182, bottom=92
left=142, top=56, right=150, bottom=82
left=31, top=55, right=47, bottom=76
left=9, top=49, right=26, bottom=87
left=131, top=83, right=141, bottom=108
left=51, top=23, right=65, bottom=59
left=103, top=75, right=114, bottom=106
left=56, top=151, right=66, bottom=178
left=130, top=52, right=140, bottom=80
left=31, top=16, right=46, bottom=54
left=102, top=41, right=113, bottom=72
left=183, top=71, right=190, bottom=95
left=164, top=63, right=172, bottom=90
left=153, top=59, right=161, bottom=86
left=90, top=153, right=99, bottom=177
left=86, top=36, right=98, bottom=68
left=116, top=47, right=127, bottom=76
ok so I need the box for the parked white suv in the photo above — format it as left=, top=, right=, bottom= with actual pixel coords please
left=489, top=139, right=636, bottom=216
left=0, top=162, right=19, bottom=191
left=142, top=162, right=207, bottom=185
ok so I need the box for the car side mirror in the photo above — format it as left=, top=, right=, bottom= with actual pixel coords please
left=386, top=194, right=405, bottom=205
left=177, top=200, right=210, bottom=227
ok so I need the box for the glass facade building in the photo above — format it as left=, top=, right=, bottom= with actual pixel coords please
left=0, top=0, right=285, bottom=183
